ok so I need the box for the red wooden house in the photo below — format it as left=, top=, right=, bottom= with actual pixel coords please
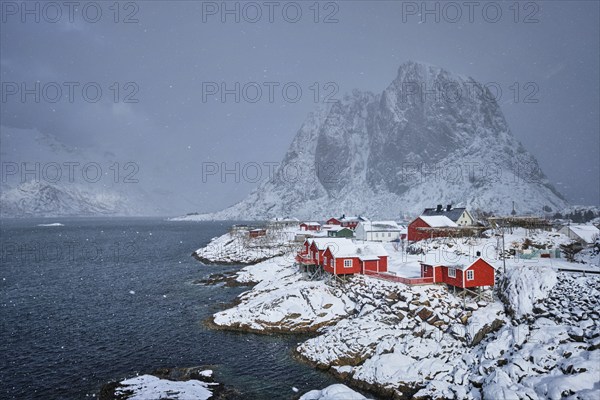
left=326, top=217, right=342, bottom=225
left=420, top=257, right=496, bottom=288
left=296, top=238, right=348, bottom=266
left=323, top=242, right=388, bottom=275
left=300, top=222, right=321, bottom=231
left=408, top=215, right=457, bottom=241
left=340, top=216, right=368, bottom=230
left=249, top=228, right=267, bottom=238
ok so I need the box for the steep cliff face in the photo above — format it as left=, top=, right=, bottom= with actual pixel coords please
left=201, top=62, right=567, bottom=220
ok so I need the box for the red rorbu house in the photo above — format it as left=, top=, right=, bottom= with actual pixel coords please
left=296, top=238, right=348, bottom=267
left=408, top=215, right=457, bottom=242
left=340, top=215, right=369, bottom=230
left=420, top=257, right=496, bottom=288
left=323, top=242, right=388, bottom=275
left=248, top=228, right=267, bottom=238
left=300, top=222, right=321, bottom=231
left=326, top=217, right=342, bottom=225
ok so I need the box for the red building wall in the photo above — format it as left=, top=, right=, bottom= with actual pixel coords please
left=335, top=257, right=362, bottom=274
left=463, top=259, right=495, bottom=288
left=378, top=256, right=388, bottom=272
left=421, top=264, right=434, bottom=278
left=309, top=242, right=327, bottom=265
left=362, top=258, right=388, bottom=273
left=342, top=221, right=359, bottom=230
left=408, top=217, right=431, bottom=241
left=300, top=223, right=320, bottom=231
left=421, top=260, right=495, bottom=288
left=327, top=218, right=341, bottom=225
left=408, top=217, right=453, bottom=242
left=441, top=266, right=464, bottom=287
left=249, top=229, right=266, bottom=238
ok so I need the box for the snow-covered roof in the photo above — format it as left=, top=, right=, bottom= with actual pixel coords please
left=422, top=206, right=468, bottom=222
left=419, top=215, right=458, bottom=228
left=310, top=238, right=352, bottom=251
left=565, top=225, right=599, bottom=244
left=359, top=220, right=401, bottom=231
left=321, top=224, right=337, bottom=230
left=301, top=222, right=321, bottom=226
left=340, top=215, right=369, bottom=222
left=328, top=226, right=353, bottom=232
left=271, top=216, right=299, bottom=222
left=419, top=253, right=496, bottom=270
left=326, top=241, right=388, bottom=259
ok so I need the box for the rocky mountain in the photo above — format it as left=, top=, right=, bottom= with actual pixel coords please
left=0, top=128, right=158, bottom=217
left=0, top=181, right=135, bottom=217
left=193, top=61, right=567, bottom=220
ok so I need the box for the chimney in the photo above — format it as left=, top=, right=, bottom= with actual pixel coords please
left=446, top=204, right=452, bottom=212
left=436, top=204, right=443, bottom=212
left=476, top=251, right=481, bottom=257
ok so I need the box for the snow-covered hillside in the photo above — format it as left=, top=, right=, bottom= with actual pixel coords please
left=184, top=61, right=568, bottom=221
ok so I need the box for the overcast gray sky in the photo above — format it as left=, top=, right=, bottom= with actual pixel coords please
left=1, top=0, right=598, bottom=214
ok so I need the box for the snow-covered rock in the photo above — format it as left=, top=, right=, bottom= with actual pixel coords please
left=300, top=384, right=370, bottom=400
left=499, top=265, right=558, bottom=319
left=114, top=375, right=215, bottom=400
left=211, top=257, right=355, bottom=333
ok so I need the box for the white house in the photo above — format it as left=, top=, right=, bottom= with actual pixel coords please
left=559, top=224, right=600, bottom=245
left=421, top=205, right=475, bottom=226
left=355, top=221, right=403, bottom=242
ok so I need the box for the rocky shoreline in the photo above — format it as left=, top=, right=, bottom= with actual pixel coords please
left=192, top=251, right=273, bottom=266
left=195, top=251, right=600, bottom=399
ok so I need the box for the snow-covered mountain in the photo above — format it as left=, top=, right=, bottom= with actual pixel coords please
left=0, top=128, right=159, bottom=217
left=0, top=181, right=135, bottom=217
left=193, top=61, right=568, bottom=220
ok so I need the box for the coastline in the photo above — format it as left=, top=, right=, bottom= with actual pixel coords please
left=193, top=227, right=600, bottom=399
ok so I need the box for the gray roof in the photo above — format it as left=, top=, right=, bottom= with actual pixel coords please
left=421, top=207, right=467, bottom=223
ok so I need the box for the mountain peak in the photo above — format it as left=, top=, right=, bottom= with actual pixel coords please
left=202, top=63, right=567, bottom=220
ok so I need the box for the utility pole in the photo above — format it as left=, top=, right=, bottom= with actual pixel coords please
left=502, top=226, right=506, bottom=274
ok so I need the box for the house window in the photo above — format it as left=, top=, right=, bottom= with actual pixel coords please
left=324, top=256, right=327, bottom=266
left=467, top=270, right=474, bottom=280
left=448, top=268, right=456, bottom=278
left=388, top=232, right=391, bottom=237
left=344, top=259, right=353, bottom=268
left=330, top=259, right=333, bottom=268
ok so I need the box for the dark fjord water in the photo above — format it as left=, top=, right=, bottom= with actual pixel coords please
left=0, top=218, right=337, bottom=399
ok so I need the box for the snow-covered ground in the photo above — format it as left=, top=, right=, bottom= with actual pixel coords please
left=194, top=225, right=327, bottom=265
left=204, top=226, right=600, bottom=399
left=383, top=228, right=599, bottom=278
